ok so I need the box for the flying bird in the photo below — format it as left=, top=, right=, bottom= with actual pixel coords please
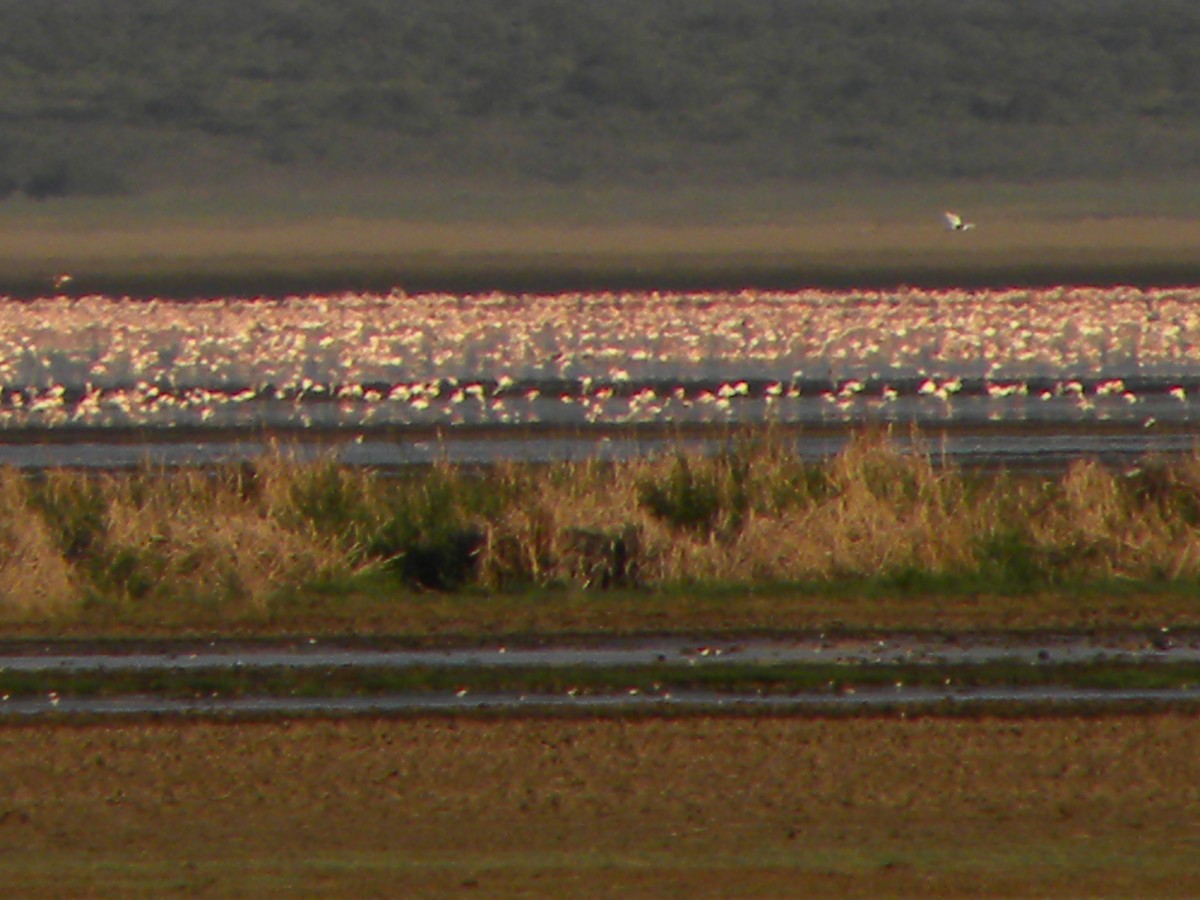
left=944, top=211, right=975, bottom=231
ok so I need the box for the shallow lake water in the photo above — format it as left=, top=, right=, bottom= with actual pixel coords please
left=2, top=288, right=1199, bottom=467
left=0, top=423, right=1195, bottom=469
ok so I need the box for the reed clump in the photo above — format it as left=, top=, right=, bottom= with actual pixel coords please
left=4, top=433, right=1200, bottom=618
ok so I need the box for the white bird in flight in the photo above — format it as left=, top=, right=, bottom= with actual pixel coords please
left=944, top=211, right=975, bottom=231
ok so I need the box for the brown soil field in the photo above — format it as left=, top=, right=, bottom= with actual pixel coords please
left=1, top=713, right=1197, bottom=897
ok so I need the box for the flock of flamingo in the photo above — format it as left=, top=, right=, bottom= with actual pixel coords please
left=0, top=287, right=1195, bottom=430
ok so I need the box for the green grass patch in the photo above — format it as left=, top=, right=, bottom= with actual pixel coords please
left=4, top=660, right=1199, bottom=702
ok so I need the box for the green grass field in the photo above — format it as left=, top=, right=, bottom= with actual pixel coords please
left=2, top=659, right=1198, bottom=705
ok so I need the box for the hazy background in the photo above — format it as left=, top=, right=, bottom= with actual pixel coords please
left=4, top=0, right=1198, bottom=202
left=3, top=0, right=1200, bottom=293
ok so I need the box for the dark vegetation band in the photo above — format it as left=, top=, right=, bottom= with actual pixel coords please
left=2, top=0, right=1199, bottom=196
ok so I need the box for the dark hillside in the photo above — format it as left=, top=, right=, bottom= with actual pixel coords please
left=2, top=0, right=1199, bottom=196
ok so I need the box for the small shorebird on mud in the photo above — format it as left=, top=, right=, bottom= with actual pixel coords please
left=944, top=211, right=975, bottom=231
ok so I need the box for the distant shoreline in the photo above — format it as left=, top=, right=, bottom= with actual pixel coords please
left=11, top=259, right=1200, bottom=299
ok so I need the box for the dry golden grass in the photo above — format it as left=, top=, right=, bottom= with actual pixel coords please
left=0, top=713, right=1197, bottom=896
left=4, top=435, right=1200, bottom=628
left=9, top=434, right=1200, bottom=633
left=5, top=462, right=351, bottom=617
left=0, top=471, right=76, bottom=614
left=470, top=436, right=1200, bottom=589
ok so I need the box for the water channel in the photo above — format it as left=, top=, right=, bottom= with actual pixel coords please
left=4, top=633, right=1197, bottom=718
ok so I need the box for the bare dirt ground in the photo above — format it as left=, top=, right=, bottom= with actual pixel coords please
left=1, top=713, right=1197, bottom=897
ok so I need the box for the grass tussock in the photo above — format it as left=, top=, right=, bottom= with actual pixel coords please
left=6, top=433, right=1200, bottom=619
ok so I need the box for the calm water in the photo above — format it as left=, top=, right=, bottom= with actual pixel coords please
left=2, top=632, right=1195, bottom=671
left=0, top=419, right=1195, bottom=470
left=7, top=634, right=1196, bottom=718
left=6, top=686, right=1200, bottom=719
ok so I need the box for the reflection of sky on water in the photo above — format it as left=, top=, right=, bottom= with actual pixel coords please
left=5, top=632, right=1199, bottom=670
left=6, top=687, right=1200, bottom=719
left=2, top=289, right=1199, bottom=463
left=0, top=381, right=1196, bottom=431
left=0, top=431, right=1196, bottom=470
left=9, top=633, right=1200, bottom=717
